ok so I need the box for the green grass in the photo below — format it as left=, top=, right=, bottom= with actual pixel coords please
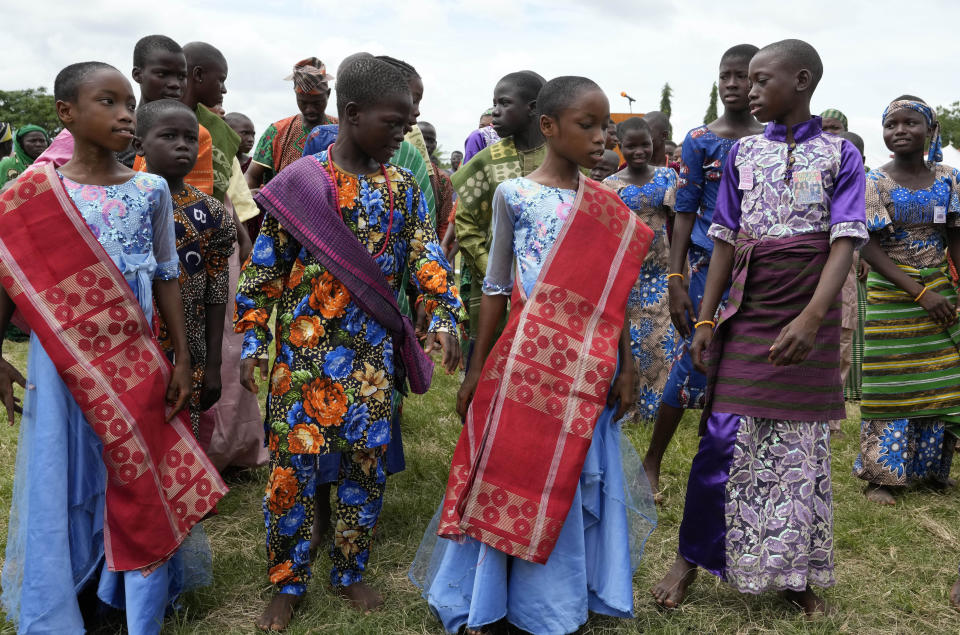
left=1, top=339, right=959, bottom=633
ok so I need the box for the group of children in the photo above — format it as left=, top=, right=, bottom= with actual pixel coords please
left=0, top=31, right=959, bottom=635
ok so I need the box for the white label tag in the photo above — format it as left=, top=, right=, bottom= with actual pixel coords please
left=792, top=170, right=823, bottom=205
left=738, top=165, right=754, bottom=190
left=934, top=205, right=947, bottom=224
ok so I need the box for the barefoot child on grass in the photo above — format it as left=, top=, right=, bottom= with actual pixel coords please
left=235, top=53, right=462, bottom=630
left=644, top=44, right=763, bottom=498
left=853, top=96, right=960, bottom=505
left=652, top=39, right=867, bottom=616
left=0, top=61, right=226, bottom=633
left=412, top=76, right=657, bottom=635
left=135, top=99, right=236, bottom=438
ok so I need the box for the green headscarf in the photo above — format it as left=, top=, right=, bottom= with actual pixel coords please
left=0, top=124, right=50, bottom=187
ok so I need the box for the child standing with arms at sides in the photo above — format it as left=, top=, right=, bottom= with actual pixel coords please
left=412, top=76, right=657, bottom=635
left=854, top=97, right=960, bottom=505
left=652, top=39, right=867, bottom=615
left=235, top=53, right=462, bottom=630
left=644, top=44, right=763, bottom=497
left=604, top=117, right=679, bottom=422
left=453, top=70, right=546, bottom=355
left=135, top=99, right=236, bottom=439
left=0, top=62, right=226, bottom=634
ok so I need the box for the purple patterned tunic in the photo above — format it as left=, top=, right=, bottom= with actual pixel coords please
left=678, top=116, right=868, bottom=594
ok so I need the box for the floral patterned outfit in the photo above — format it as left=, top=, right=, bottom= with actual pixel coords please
left=158, top=184, right=236, bottom=436
left=235, top=152, right=462, bottom=593
left=678, top=117, right=868, bottom=593
left=853, top=165, right=960, bottom=487
left=605, top=168, right=680, bottom=421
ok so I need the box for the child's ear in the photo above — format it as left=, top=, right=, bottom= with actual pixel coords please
left=343, top=102, right=361, bottom=126
left=131, top=66, right=142, bottom=85
left=192, top=66, right=203, bottom=84
left=132, top=136, right=145, bottom=157
left=55, top=100, right=74, bottom=127
left=539, top=113, right=555, bottom=137
left=795, top=68, right=812, bottom=92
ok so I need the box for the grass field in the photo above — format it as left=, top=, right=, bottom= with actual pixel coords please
left=1, top=338, right=959, bottom=634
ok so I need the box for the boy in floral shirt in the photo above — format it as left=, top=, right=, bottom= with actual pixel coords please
left=236, top=53, right=462, bottom=629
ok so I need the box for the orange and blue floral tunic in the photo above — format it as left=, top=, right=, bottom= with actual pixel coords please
left=235, top=154, right=463, bottom=456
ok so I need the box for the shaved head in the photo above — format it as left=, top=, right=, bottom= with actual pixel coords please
left=758, top=38, right=823, bottom=90
left=183, top=41, right=227, bottom=70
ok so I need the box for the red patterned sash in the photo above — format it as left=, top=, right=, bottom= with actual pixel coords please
left=437, top=176, right=652, bottom=563
left=0, top=166, right=227, bottom=571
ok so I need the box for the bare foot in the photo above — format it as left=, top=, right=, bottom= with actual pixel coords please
left=950, top=577, right=960, bottom=609
left=255, top=593, right=301, bottom=631
left=651, top=555, right=697, bottom=608
left=642, top=456, right=664, bottom=504
left=781, top=586, right=830, bottom=617
left=338, top=581, right=384, bottom=613
left=864, top=484, right=896, bottom=505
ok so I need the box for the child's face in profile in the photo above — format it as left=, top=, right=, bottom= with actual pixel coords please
left=134, top=51, right=187, bottom=102
left=353, top=92, right=413, bottom=165
left=747, top=50, right=796, bottom=123
left=491, top=80, right=532, bottom=139
left=195, top=60, right=228, bottom=109
left=138, top=110, right=199, bottom=182
left=544, top=88, right=609, bottom=170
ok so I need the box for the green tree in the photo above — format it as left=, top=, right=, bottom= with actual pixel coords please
left=659, top=82, right=673, bottom=119
left=0, top=88, right=60, bottom=136
left=937, top=101, right=960, bottom=148
left=704, top=82, right=718, bottom=124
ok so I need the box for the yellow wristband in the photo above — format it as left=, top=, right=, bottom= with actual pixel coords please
left=694, top=320, right=716, bottom=329
left=667, top=273, right=684, bottom=282
left=914, top=286, right=928, bottom=302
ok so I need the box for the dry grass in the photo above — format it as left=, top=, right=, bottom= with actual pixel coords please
left=1, top=339, right=959, bottom=633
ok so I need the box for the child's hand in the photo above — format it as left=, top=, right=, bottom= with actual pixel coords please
left=690, top=324, right=715, bottom=374
left=768, top=312, right=820, bottom=366
left=415, top=303, right=428, bottom=341
left=456, top=368, right=481, bottom=419
left=0, top=358, right=25, bottom=426
left=607, top=367, right=635, bottom=420
left=918, top=289, right=957, bottom=326
left=668, top=278, right=696, bottom=339
left=425, top=331, right=461, bottom=375
left=198, top=366, right=223, bottom=411
left=240, top=357, right=270, bottom=393
left=165, top=362, right=193, bottom=422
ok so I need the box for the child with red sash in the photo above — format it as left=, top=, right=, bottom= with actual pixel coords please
left=652, top=39, right=867, bottom=616
left=0, top=63, right=226, bottom=633
left=411, top=76, right=657, bottom=635
left=235, top=53, right=462, bottom=630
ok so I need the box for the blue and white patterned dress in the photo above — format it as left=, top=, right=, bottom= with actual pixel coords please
left=605, top=167, right=680, bottom=421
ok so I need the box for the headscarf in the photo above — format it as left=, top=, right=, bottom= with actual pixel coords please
left=0, top=123, right=12, bottom=144
left=882, top=98, right=942, bottom=164
left=819, top=108, right=848, bottom=131
left=285, top=57, right=334, bottom=95
left=0, top=124, right=50, bottom=186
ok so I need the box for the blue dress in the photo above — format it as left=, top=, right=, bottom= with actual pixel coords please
left=1, top=173, right=210, bottom=634
left=410, top=178, right=656, bottom=634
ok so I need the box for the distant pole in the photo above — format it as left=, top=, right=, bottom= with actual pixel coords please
left=621, top=91, right=636, bottom=113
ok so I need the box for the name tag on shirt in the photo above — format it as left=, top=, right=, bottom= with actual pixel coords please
left=934, top=205, right=947, bottom=224
left=792, top=170, right=823, bottom=205
left=738, top=165, right=754, bottom=190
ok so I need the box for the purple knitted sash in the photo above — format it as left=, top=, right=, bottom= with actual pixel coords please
left=701, top=232, right=844, bottom=424
left=255, top=155, right=434, bottom=394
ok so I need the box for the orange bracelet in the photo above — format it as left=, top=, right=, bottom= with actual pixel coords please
left=914, top=286, right=928, bottom=302
left=667, top=273, right=684, bottom=282
left=694, top=320, right=716, bottom=329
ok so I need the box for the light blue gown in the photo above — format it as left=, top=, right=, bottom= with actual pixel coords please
left=1, top=173, right=211, bottom=634
left=410, top=178, right=657, bottom=634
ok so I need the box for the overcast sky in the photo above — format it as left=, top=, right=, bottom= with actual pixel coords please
left=4, top=0, right=959, bottom=168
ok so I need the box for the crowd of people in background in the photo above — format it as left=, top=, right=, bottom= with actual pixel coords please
left=0, top=31, right=959, bottom=635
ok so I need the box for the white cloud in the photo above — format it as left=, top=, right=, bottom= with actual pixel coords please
left=2, top=0, right=958, bottom=168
